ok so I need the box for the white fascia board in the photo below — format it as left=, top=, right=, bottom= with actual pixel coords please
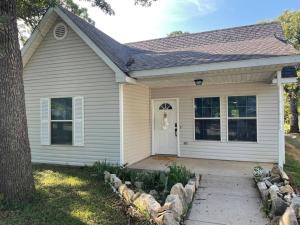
left=21, top=8, right=55, bottom=67
left=272, top=77, right=297, bottom=84
left=130, top=55, right=300, bottom=78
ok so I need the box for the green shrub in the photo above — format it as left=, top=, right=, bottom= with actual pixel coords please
left=167, top=163, right=194, bottom=190
left=92, top=161, right=194, bottom=201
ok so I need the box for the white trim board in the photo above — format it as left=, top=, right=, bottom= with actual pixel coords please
left=119, top=84, right=124, bottom=165
left=130, top=55, right=300, bottom=78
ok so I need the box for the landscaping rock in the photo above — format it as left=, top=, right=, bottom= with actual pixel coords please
left=170, top=183, right=188, bottom=210
left=132, top=192, right=141, bottom=201
left=257, top=181, right=268, bottom=201
left=271, top=165, right=281, bottom=178
left=110, top=174, right=122, bottom=189
left=104, top=171, right=110, bottom=183
left=291, top=197, right=300, bottom=219
left=123, top=188, right=134, bottom=203
left=265, top=179, right=273, bottom=188
left=163, top=194, right=183, bottom=220
left=270, top=216, right=281, bottom=225
left=149, top=190, right=159, bottom=200
left=279, top=167, right=290, bottom=181
left=133, top=193, right=162, bottom=218
left=134, top=181, right=143, bottom=189
left=118, top=184, right=127, bottom=195
left=269, top=185, right=289, bottom=216
left=284, top=194, right=293, bottom=204
left=185, top=184, right=195, bottom=204
left=125, top=181, right=132, bottom=186
left=279, top=185, right=294, bottom=195
left=279, top=207, right=298, bottom=225
left=156, top=211, right=180, bottom=225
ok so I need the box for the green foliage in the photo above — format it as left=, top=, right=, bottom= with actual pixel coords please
left=277, top=11, right=300, bottom=133
left=167, top=163, right=194, bottom=190
left=167, top=30, right=190, bottom=37
left=92, top=161, right=194, bottom=200
left=285, top=154, right=300, bottom=188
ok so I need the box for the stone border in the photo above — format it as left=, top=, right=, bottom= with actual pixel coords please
left=254, top=165, right=300, bottom=225
left=104, top=171, right=201, bottom=225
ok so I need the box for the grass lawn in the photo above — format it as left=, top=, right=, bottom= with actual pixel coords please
left=0, top=165, right=151, bottom=225
left=285, top=133, right=300, bottom=191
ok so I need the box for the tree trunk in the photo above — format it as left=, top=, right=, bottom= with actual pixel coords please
left=289, top=93, right=299, bottom=133
left=0, top=0, right=34, bottom=201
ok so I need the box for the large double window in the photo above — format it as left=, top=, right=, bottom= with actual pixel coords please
left=228, top=96, right=257, bottom=142
left=194, top=97, right=221, bottom=140
left=51, top=98, right=73, bottom=145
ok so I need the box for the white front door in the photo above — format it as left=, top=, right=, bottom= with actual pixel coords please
left=153, top=99, right=178, bottom=155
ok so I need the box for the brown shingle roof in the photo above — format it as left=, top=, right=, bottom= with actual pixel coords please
left=59, top=6, right=299, bottom=72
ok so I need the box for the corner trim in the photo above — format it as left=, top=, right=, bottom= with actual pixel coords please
left=119, top=84, right=124, bottom=165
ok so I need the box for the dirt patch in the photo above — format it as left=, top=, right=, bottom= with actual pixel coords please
left=286, top=142, right=300, bottom=161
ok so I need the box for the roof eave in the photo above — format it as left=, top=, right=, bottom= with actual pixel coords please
left=129, top=55, right=300, bottom=78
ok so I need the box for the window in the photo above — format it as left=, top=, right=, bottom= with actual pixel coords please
left=51, top=98, right=72, bottom=145
left=228, top=96, right=257, bottom=142
left=194, top=97, right=220, bottom=140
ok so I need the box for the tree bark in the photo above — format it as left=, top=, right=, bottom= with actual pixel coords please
left=289, top=93, right=299, bottom=133
left=0, top=0, right=34, bottom=201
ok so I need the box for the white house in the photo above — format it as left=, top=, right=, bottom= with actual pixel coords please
left=22, top=6, right=300, bottom=167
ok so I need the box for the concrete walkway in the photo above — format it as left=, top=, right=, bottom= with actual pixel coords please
left=130, top=157, right=271, bottom=225
left=185, top=174, right=269, bottom=225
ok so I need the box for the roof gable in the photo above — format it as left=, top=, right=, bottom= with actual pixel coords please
left=21, top=7, right=135, bottom=84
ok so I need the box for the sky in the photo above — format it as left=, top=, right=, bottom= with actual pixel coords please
left=74, top=0, right=300, bottom=43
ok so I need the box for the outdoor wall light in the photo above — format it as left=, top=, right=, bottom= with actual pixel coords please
left=194, top=79, right=203, bottom=86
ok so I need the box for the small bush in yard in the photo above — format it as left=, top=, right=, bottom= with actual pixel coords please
left=93, top=161, right=194, bottom=198
left=167, top=163, right=194, bottom=190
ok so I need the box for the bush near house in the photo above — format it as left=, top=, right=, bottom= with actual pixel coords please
left=93, top=161, right=194, bottom=203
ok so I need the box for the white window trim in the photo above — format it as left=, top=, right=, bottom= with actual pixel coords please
left=193, top=96, right=222, bottom=142
left=226, top=95, right=258, bottom=143
left=50, top=97, right=73, bottom=145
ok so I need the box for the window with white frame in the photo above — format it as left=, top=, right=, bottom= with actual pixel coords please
left=51, top=98, right=73, bottom=145
left=194, top=97, right=221, bottom=140
left=227, top=96, right=257, bottom=142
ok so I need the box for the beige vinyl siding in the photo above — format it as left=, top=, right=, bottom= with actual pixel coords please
left=151, top=82, right=279, bottom=163
left=23, top=20, right=120, bottom=165
left=123, top=84, right=151, bottom=165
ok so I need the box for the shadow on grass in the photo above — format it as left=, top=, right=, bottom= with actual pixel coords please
left=1, top=164, right=148, bottom=225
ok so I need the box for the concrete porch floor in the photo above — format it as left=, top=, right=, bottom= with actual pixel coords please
left=129, top=156, right=273, bottom=177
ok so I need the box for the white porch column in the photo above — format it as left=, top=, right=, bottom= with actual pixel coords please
left=277, top=70, right=285, bottom=168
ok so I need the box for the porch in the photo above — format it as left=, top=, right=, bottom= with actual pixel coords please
left=121, top=66, right=290, bottom=167
left=129, top=156, right=273, bottom=177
